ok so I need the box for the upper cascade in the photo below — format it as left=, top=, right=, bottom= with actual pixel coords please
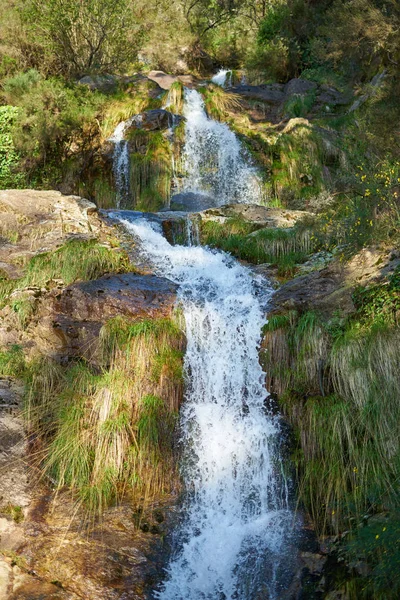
left=211, top=68, right=232, bottom=87
left=179, top=88, right=263, bottom=206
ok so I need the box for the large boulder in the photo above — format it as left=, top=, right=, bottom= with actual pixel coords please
left=78, top=74, right=119, bottom=93
left=284, top=78, right=317, bottom=97
left=0, top=190, right=100, bottom=280
left=270, top=247, right=400, bottom=316
left=230, top=84, right=285, bottom=104
left=36, top=273, right=178, bottom=361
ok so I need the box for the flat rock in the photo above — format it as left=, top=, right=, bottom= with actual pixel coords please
left=146, top=70, right=197, bottom=90
left=200, top=204, right=313, bottom=228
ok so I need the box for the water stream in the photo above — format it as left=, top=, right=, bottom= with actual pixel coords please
left=111, top=85, right=296, bottom=599
left=180, top=89, right=263, bottom=205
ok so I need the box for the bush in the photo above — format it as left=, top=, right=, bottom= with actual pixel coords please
left=21, top=0, right=142, bottom=77
left=0, top=105, right=25, bottom=188
left=1, top=70, right=106, bottom=185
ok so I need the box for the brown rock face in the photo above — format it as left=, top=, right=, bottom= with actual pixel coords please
left=40, top=273, right=178, bottom=361
left=270, top=247, right=400, bottom=316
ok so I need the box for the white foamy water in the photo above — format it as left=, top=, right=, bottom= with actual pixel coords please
left=109, top=119, right=133, bottom=207
left=180, top=89, right=263, bottom=205
left=116, top=215, right=294, bottom=600
left=211, top=69, right=232, bottom=87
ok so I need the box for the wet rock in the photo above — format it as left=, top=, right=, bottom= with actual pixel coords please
left=127, top=109, right=183, bottom=132
left=168, top=192, right=216, bottom=212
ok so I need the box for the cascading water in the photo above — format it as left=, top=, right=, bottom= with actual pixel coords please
left=180, top=89, right=263, bottom=205
left=116, top=214, right=296, bottom=600
left=211, top=69, right=232, bottom=87
left=109, top=119, right=133, bottom=207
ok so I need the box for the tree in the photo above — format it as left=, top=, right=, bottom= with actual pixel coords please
left=22, top=0, right=142, bottom=76
left=183, top=0, right=241, bottom=37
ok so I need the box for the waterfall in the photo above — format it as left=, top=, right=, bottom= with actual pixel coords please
left=109, top=120, right=133, bottom=207
left=116, top=214, right=295, bottom=600
left=180, top=89, right=263, bottom=205
left=211, top=69, right=232, bottom=87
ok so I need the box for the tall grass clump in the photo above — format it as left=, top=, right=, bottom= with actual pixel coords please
left=163, top=81, right=185, bottom=115
left=0, top=239, right=133, bottom=331
left=262, top=301, right=400, bottom=538
left=0, top=345, right=26, bottom=378
left=200, top=84, right=243, bottom=121
left=201, top=217, right=316, bottom=273
left=25, top=316, right=185, bottom=514
left=21, top=238, right=132, bottom=287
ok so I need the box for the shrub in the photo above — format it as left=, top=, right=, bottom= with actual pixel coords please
left=21, top=0, right=142, bottom=77
left=0, top=105, right=25, bottom=188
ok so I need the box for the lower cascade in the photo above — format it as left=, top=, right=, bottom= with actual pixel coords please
left=117, top=214, right=296, bottom=600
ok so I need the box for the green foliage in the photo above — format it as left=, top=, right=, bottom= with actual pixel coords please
left=21, top=0, right=142, bottom=77
left=1, top=69, right=106, bottom=186
left=314, top=158, right=400, bottom=254
left=0, top=106, right=25, bottom=188
left=25, top=314, right=184, bottom=513
left=201, top=217, right=315, bottom=272
left=0, top=345, right=26, bottom=378
left=342, top=512, right=400, bottom=599
left=352, top=266, right=400, bottom=327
